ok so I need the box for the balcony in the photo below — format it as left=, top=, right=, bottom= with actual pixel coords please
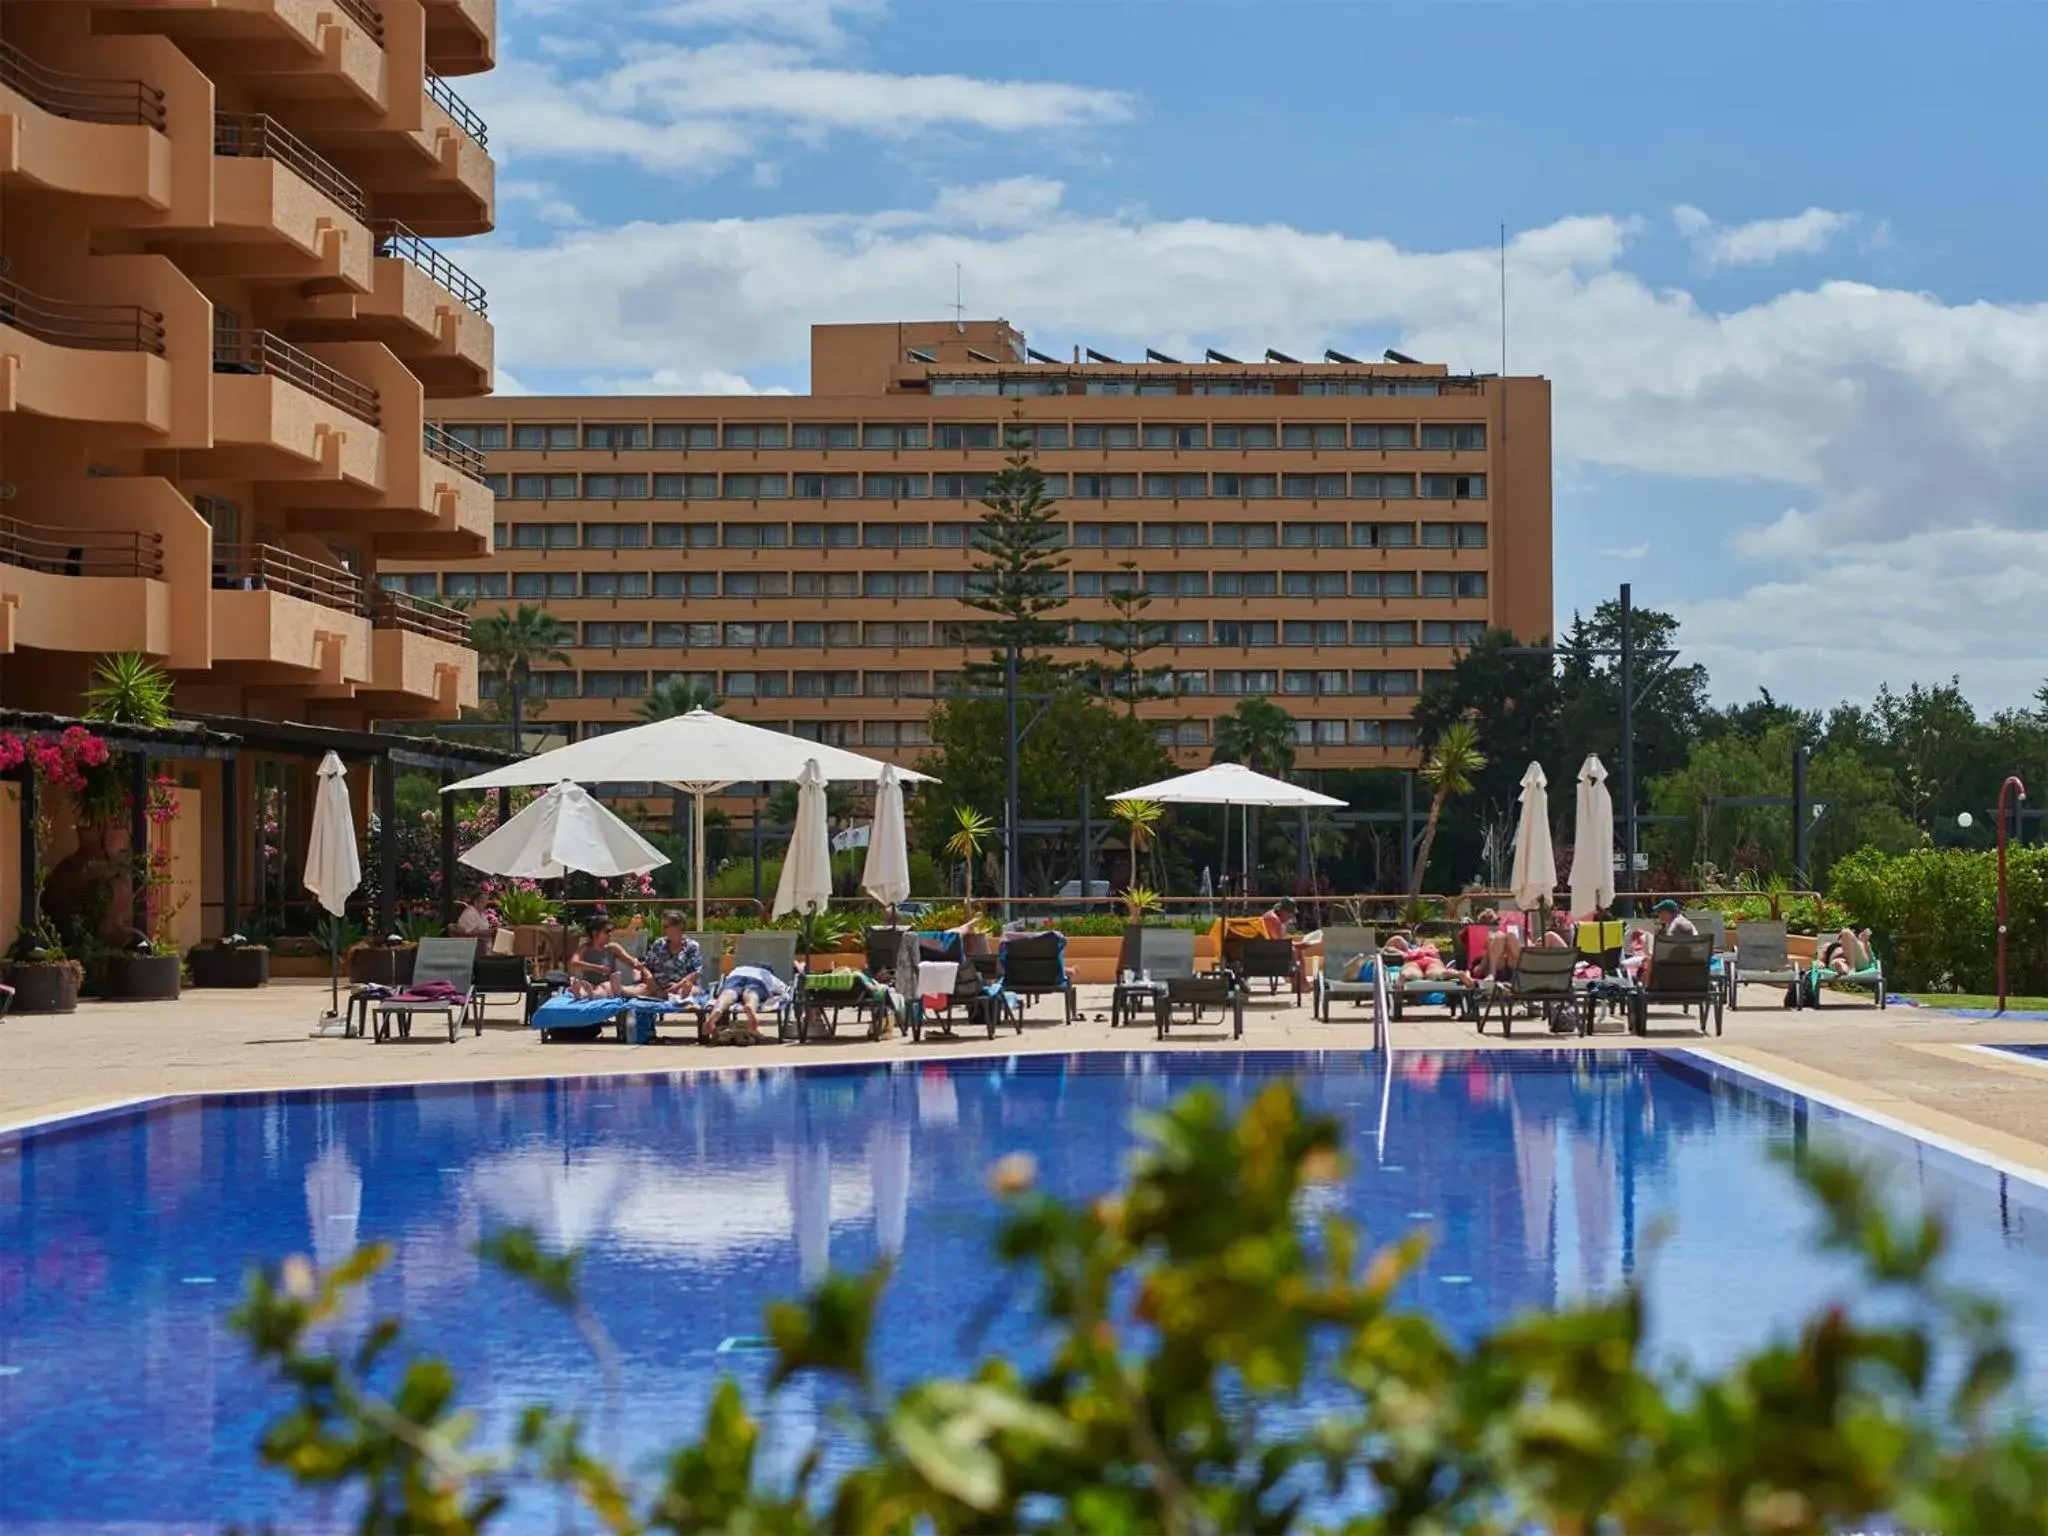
left=207, top=112, right=375, bottom=287
left=214, top=325, right=380, bottom=425
left=208, top=324, right=385, bottom=486
left=366, top=585, right=469, bottom=645
left=0, top=276, right=173, bottom=427
left=424, top=422, right=487, bottom=480
left=105, top=0, right=389, bottom=112
left=207, top=540, right=371, bottom=690
left=365, top=585, right=475, bottom=716
left=426, top=72, right=488, bottom=148
left=348, top=78, right=493, bottom=238
left=0, top=38, right=165, bottom=128
left=424, top=0, right=495, bottom=75
left=0, top=515, right=169, bottom=658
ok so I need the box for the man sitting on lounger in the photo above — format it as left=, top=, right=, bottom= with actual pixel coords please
left=645, top=911, right=704, bottom=998
left=569, top=916, right=651, bottom=999
left=704, top=962, right=792, bottom=1035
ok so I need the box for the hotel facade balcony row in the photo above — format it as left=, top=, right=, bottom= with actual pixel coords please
left=0, top=0, right=497, bottom=727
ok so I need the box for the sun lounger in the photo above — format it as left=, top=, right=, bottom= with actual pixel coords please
left=1479, top=946, right=1578, bottom=1036
left=998, top=930, right=1075, bottom=1024
left=1222, top=929, right=1303, bottom=1001
left=373, top=937, right=482, bottom=1043
left=1809, top=936, right=1886, bottom=1009
left=910, top=954, right=1009, bottom=1040
left=1731, top=920, right=1802, bottom=1008
left=1144, top=928, right=1243, bottom=1041
left=1629, top=934, right=1722, bottom=1035
left=795, top=967, right=891, bottom=1042
left=1313, top=926, right=1378, bottom=1021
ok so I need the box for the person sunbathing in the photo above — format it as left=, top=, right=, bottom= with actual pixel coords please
left=1821, top=928, right=1875, bottom=974
left=568, top=917, right=651, bottom=999
left=703, top=963, right=792, bottom=1034
left=1382, top=931, right=1452, bottom=983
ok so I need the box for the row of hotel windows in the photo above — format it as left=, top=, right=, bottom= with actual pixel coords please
left=493, top=471, right=1487, bottom=503
left=484, top=668, right=1436, bottom=701
left=449, top=421, right=1487, bottom=453
left=489, top=519, right=1489, bottom=552
left=399, top=569, right=1487, bottom=602
left=553, top=718, right=1417, bottom=757
left=460, top=618, right=1488, bottom=650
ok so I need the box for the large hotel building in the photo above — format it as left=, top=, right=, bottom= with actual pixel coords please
left=416, top=321, right=1551, bottom=772
left=0, top=0, right=495, bottom=726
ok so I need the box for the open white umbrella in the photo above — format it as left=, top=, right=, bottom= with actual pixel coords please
left=1509, top=762, right=1557, bottom=915
left=861, top=763, right=911, bottom=912
left=446, top=710, right=929, bottom=926
left=1110, top=762, right=1344, bottom=896
left=773, top=758, right=833, bottom=920
left=1571, top=755, right=1617, bottom=920
left=459, top=780, right=668, bottom=880
left=304, top=751, right=362, bottom=1022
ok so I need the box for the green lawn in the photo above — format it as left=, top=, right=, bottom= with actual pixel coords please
left=1902, top=993, right=2048, bottom=1013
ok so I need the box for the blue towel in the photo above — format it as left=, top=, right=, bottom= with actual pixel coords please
left=530, top=994, right=705, bottom=1031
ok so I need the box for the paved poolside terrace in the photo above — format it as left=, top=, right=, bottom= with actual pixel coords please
left=5, top=983, right=2046, bottom=1180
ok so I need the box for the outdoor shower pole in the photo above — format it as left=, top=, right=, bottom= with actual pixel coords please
left=1997, top=775, right=2028, bottom=1014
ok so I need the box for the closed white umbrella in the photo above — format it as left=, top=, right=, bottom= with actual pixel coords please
left=304, top=751, right=362, bottom=1022
left=1571, top=755, right=1617, bottom=920
left=446, top=710, right=930, bottom=927
left=1110, top=761, right=1344, bottom=896
left=773, top=758, right=833, bottom=920
left=459, top=780, right=668, bottom=880
left=861, top=764, right=911, bottom=911
left=1509, top=762, right=1557, bottom=914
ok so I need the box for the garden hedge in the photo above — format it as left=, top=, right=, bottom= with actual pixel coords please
left=1828, top=846, right=2046, bottom=995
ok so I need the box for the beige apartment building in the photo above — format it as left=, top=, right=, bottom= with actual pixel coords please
left=0, top=0, right=496, bottom=725
left=416, top=321, right=1552, bottom=772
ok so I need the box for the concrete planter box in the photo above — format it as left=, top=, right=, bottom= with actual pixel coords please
left=105, top=953, right=182, bottom=1001
left=10, top=962, right=81, bottom=1014
left=189, top=946, right=270, bottom=989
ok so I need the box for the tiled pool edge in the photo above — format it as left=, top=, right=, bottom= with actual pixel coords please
left=1690, top=1046, right=2048, bottom=1190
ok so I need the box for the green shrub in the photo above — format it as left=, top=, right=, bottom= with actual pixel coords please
left=1829, top=846, right=2047, bottom=993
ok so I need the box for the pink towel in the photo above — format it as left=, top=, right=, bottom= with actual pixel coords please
left=391, top=981, right=463, bottom=1003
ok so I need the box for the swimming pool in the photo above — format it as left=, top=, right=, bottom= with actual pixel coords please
left=2, top=1050, right=2043, bottom=1527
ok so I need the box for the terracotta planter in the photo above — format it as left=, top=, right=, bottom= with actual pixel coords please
left=105, top=953, right=182, bottom=1001
left=10, top=962, right=81, bottom=1014
left=189, top=946, right=270, bottom=989
left=1059, top=935, right=1126, bottom=985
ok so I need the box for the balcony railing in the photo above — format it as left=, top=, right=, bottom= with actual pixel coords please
left=423, top=422, right=488, bottom=481
left=0, top=516, right=164, bottom=579
left=373, top=221, right=487, bottom=315
left=334, top=0, right=388, bottom=46
left=367, top=585, right=470, bottom=646
left=212, top=541, right=363, bottom=613
left=1, top=277, right=166, bottom=354
left=214, top=324, right=382, bottom=427
left=0, top=39, right=166, bottom=130
left=425, top=71, right=487, bottom=147
left=214, top=112, right=369, bottom=221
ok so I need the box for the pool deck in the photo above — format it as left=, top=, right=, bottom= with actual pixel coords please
left=4, top=983, right=2046, bottom=1176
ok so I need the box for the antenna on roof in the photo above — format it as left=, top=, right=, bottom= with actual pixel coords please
left=1324, top=348, right=1364, bottom=365
left=1085, top=348, right=1121, bottom=365
left=1265, top=348, right=1300, bottom=364
left=1205, top=348, right=1241, bottom=364
left=953, top=263, right=965, bottom=333
left=1026, top=348, right=1061, bottom=364
left=1145, top=348, right=1179, bottom=364
left=1384, top=348, right=1420, bottom=365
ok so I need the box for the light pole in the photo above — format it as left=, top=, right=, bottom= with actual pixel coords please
left=1997, top=775, right=2028, bottom=1014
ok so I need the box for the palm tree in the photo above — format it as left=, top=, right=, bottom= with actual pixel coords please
left=945, top=806, right=996, bottom=905
left=641, top=676, right=721, bottom=722
left=1409, top=720, right=1488, bottom=898
left=471, top=605, right=572, bottom=753
left=1212, top=696, right=1297, bottom=776
left=1111, top=798, right=1163, bottom=894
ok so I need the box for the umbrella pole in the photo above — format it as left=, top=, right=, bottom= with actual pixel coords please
left=694, top=789, right=706, bottom=929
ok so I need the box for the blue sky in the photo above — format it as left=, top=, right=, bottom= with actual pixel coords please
left=463, top=0, right=2048, bottom=712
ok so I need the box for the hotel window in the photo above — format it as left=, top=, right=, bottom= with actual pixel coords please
left=935, top=424, right=999, bottom=450
left=512, top=424, right=578, bottom=450
left=863, top=572, right=929, bottom=598
left=1456, top=524, right=1489, bottom=548
left=1282, top=620, right=1349, bottom=646
left=446, top=423, right=508, bottom=451
left=796, top=621, right=860, bottom=648
left=1383, top=572, right=1418, bottom=598
left=1010, top=424, right=1066, bottom=449
left=1281, top=424, right=1347, bottom=450
left=1148, top=473, right=1207, bottom=498
left=1072, top=424, right=1139, bottom=450
left=1307, top=720, right=1348, bottom=746
left=1455, top=573, right=1488, bottom=598
left=492, top=522, right=510, bottom=548
left=584, top=622, right=649, bottom=647
left=862, top=721, right=904, bottom=747
left=1376, top=522, right=1418, bottom=547
left=652, top=623, right=687, bottom=647
left=794, top=571, right=859, bottom=599
left=652, top=474, right=719, bottom=500
left=866, top=621, right=930, bottom=646
left=722, top=423, right=788, bottom=449
left=1351, top=424, right=1417, bottom=449
left=1282, top=670, right=1341, bottom=696
left=655, top=574, right=711, bottom=599
left=513, top=571, right=577, bottom=599
left=1211, top=424, right=1278, bottom=450
left=723, top=474, right=788, bottom=500
left=793, top=474, right=861, bottom=500
left=1233, top=474, right=1276, bottom=499
left=669, top=624, right=717, bottom=647
left=1215, top=620, right=1278, bottom=647
left=863, top=474, right=930, bottom=499
left=724, top=622, right=789, bottom=647
left=652, top=423, right=718, bottom=449
left=1421, top=522, right=1456, bottom=548
left=1141, top=571, right=1174, bottom=598
left=861, top=523, right=928, bottom=548
left=528, top=671, right=578, bottom=698
left=1352, top=473, right=1417, bottom=499
left=1352, top=620, right=1417, bottom=646
left=1162, top=572, right=1202, bottom=598
left=1213, top=571, right=1278, bottom=599
left=794, top=423, right=859, bottom=449
left=1142, top=424, right=1207, bottom=449
left=1421, top=572, right=1454, bottom=598
left=511, top=474, right=578, bottom=500
left=793, top=671, right=853, bottom=697
left=583, top=522, right=648, bottom=548
left=583, top=423, right=647, bottom=450
left=582, top=671, right=647, bottom=698
left=933, top=571, right=968, bottom=597
left=1421, top=424, right=1488, bottom=450
left=1036, top=473, right=1070, bottom=496
left=1420, top=473, right=1486, bottom=500
left=861, top=423, right=930, bottom=449
left=1072, top=474, right=1138, bottom=499
left=1172, top=670, right=1210, bottom=695
left=583, top=572, right=650, bottom=598
left=1281, top=473, right=1348, bottom=500
left=723, top=572, right=790, bottom=598
left=792, top=522, right=857, bottom=548
left=1281, top=522, right=1347, bottom=549
left=862, top=671, right=923, bottom=697
left=485, top=474, right=511, bottom=499
left=722, top=523, right=789, bottom=549
left=934, top=474, right=994, bottom=500
left=442, top=572, right=509, bottom=600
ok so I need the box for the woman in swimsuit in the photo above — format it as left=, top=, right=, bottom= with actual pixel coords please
left=569, top=917, right=651, bottom=999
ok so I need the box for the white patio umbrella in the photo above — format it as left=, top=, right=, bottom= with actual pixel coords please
left=861, top=763, right=911, bottom=912
left=304, top=751, right=362, bottom=1022
left=773, top=758, right=833, bottom=920
left=459, top=780, right=668, bottom=880
left=1509, top=762, right=1558, bottom=916
left=1571, top=755, right=1617, bottom=920
left=446, top=710, right=931, bottom=926
left=1109, top=762, right=1344, bottom=896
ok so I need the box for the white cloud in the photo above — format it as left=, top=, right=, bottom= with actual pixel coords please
left=492, top=367, right=530, bottom=396
left=653, top=0, right=887, bottom=47
left=574, top=366, right=795, bottom=395
left=467, top=184, right=2048, bottom=707
left=1672, top=204, right=1856, bottom=268
left=1601, top=543, right=1651, bottom=562
left=499, top=178, right=588, bottom=226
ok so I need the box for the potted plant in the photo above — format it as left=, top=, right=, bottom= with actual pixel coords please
left=190, top=931, right=272, bottom=988
left=7, top=933, right=84, bottom=1014
left=105, top=778, right=189, bottom=1001
left=495, top=885, right=563, bottom=964
left=106, top=937, right=182, bottom=1001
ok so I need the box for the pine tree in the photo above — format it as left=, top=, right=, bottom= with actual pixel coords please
left=1099, top=561, right=1170, bottom=713
left=959, top=422, right=1070, bottom=682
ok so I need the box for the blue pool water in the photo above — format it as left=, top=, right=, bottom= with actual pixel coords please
left=1992, top=1042, right=2048, bottom=1061
left=2, top=1050, right=2044, bottom=1528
